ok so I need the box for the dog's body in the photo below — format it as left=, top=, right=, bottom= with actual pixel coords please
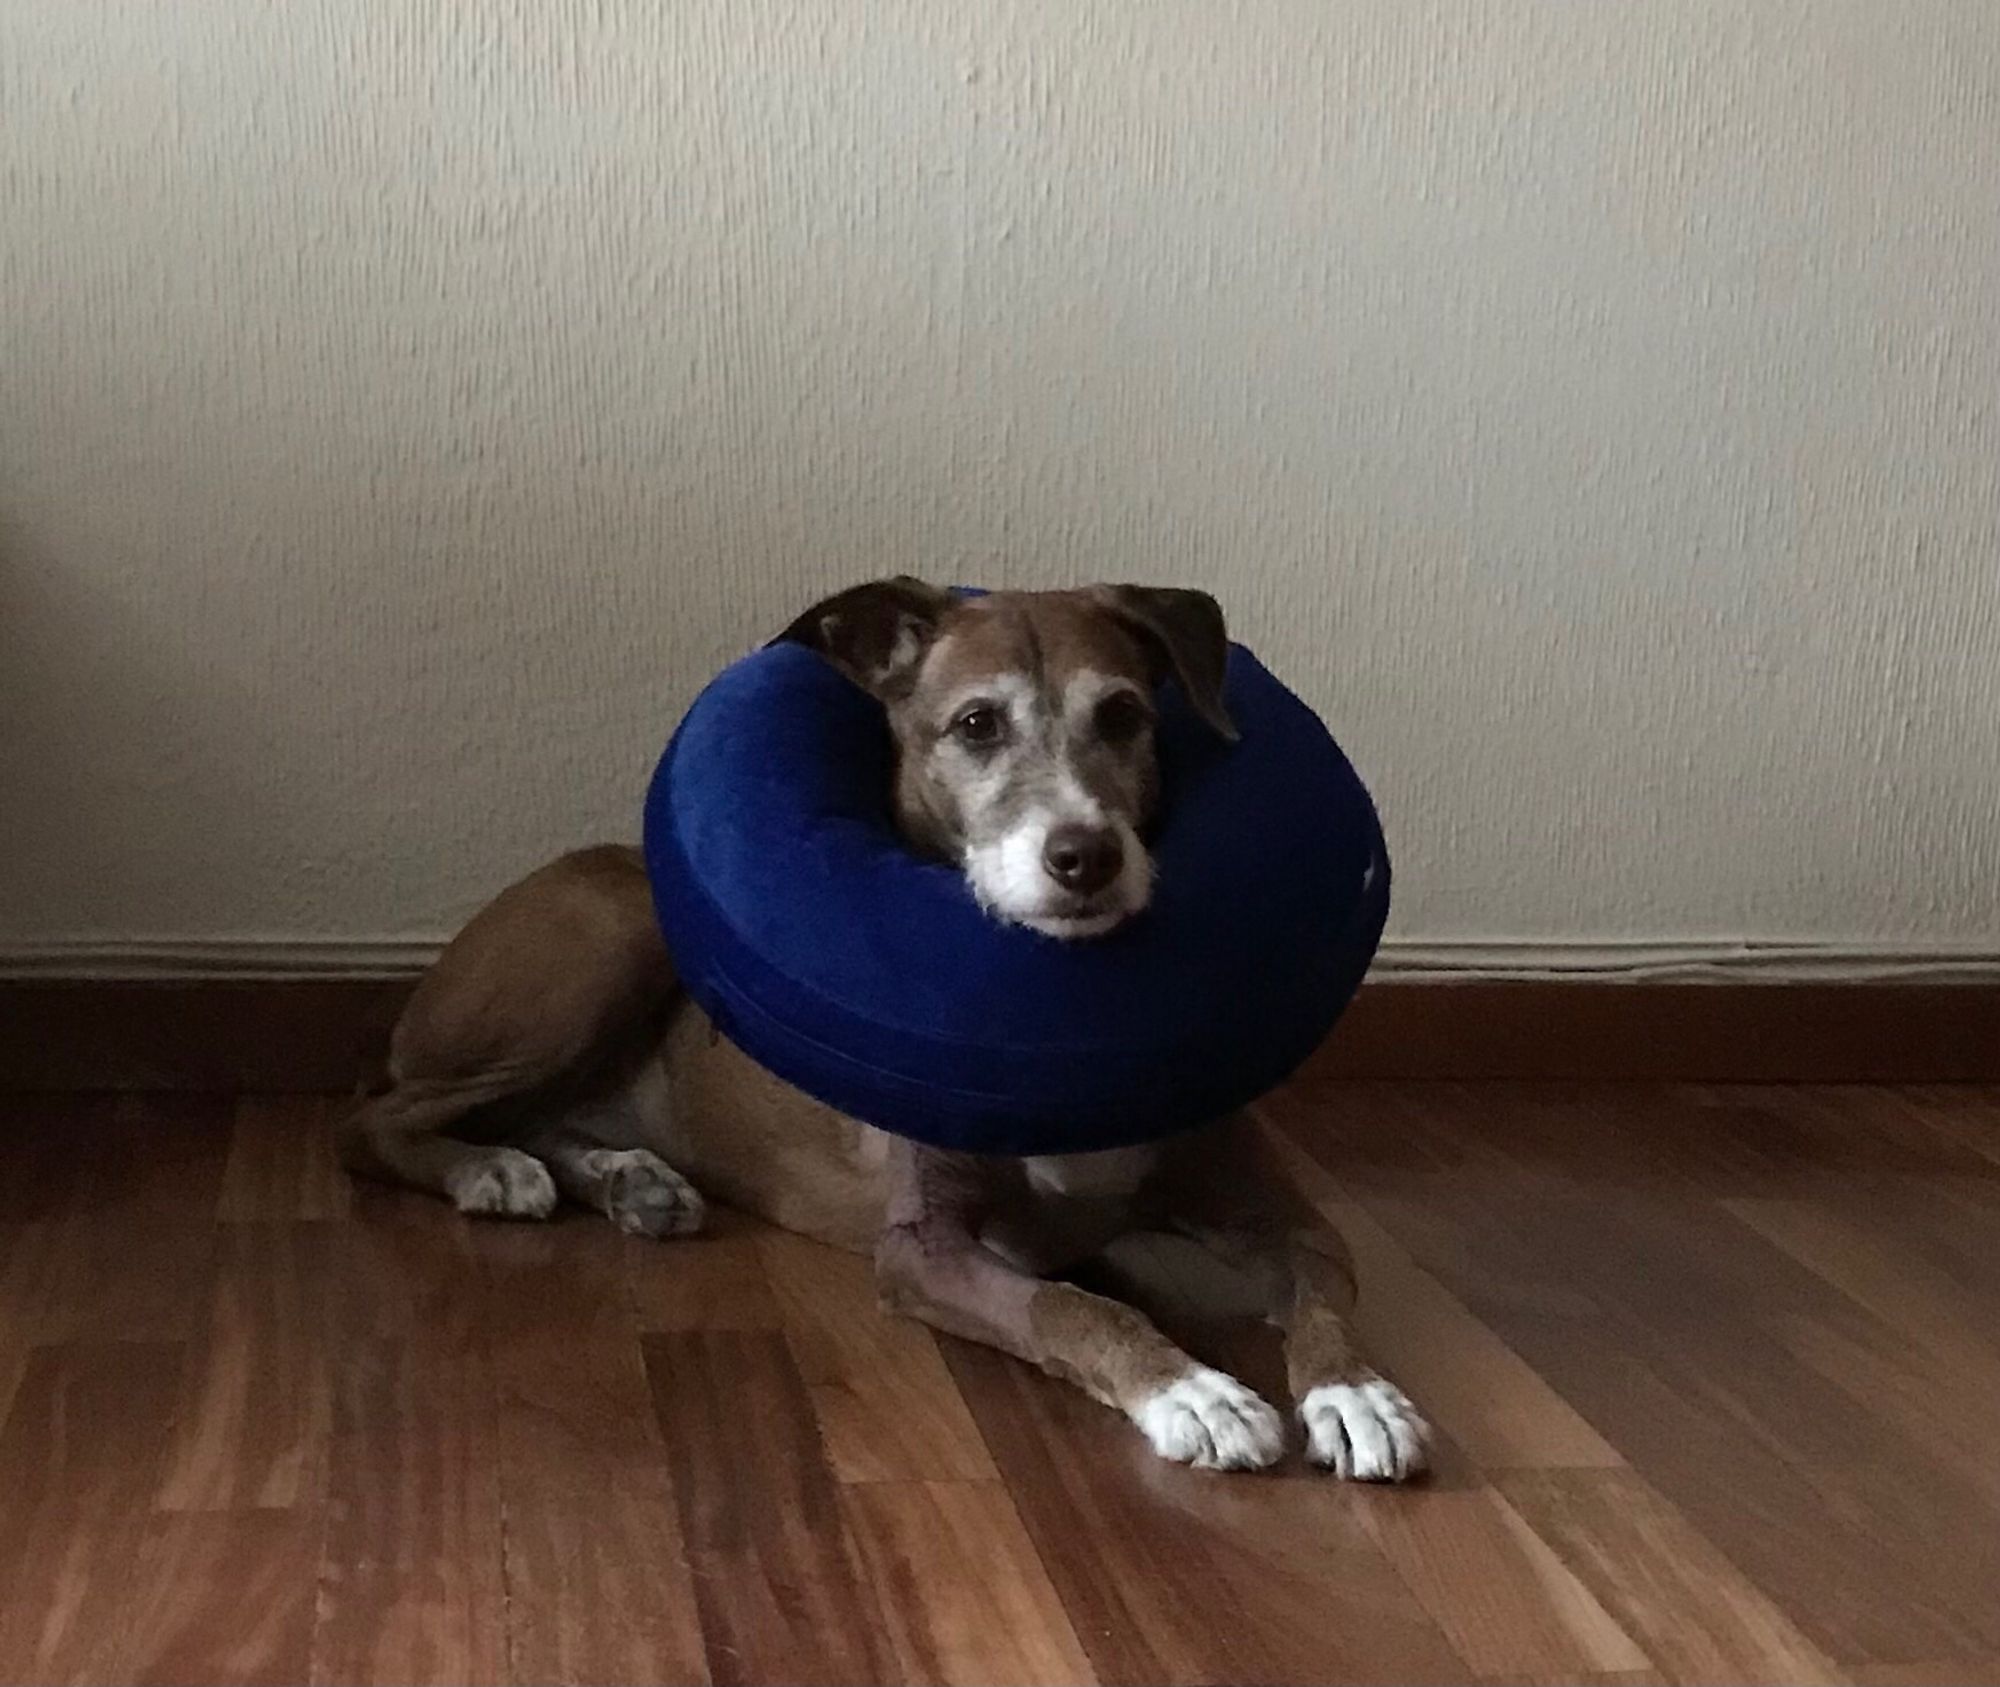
left=343, top=583, right=1429, bottom=1477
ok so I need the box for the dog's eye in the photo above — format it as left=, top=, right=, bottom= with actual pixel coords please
left=951, top=705, right=1005, bottom=748
left=1094, top=692, right=1151, bottom=744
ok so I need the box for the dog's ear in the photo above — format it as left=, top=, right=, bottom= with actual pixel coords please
left=1095, top=585, right=1238, bottom=741
left=774, top=577, right=956, bottom=702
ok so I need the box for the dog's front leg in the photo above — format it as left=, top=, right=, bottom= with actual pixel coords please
left=874, top=1142, right=1284, bottom=1470
left=1152, top=1124, right=1432, bottom=1482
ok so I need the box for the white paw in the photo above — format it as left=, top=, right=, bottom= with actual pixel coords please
left=1133, top=1366, right=1285, bottom=1470
left=445, top=1148, right=558, bottom=1220
left=1300, top=1377, right=1431, bottom=1481
left=585, top=1148, right=706, bottom=1239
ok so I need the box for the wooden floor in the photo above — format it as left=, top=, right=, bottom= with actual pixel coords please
left=2, top=1082, right=1998, bottom=1685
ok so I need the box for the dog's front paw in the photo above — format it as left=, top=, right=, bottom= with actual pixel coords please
left=1300, top=1376, right=1430, bottom=1481
left=445, top=1148, right=559, bottom=1221
left=586, top=1148, right=706, bottom=1239
left=1133, top=1366, right=1285, bottom=1470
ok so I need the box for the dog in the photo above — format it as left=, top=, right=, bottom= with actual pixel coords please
left=342, top=579, right=1429, bottom=1478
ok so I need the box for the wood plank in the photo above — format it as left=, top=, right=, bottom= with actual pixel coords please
left=943, top=1334, right=1467, bottom=1686
left=68, top=1091, right=236, bottom=1216
left=218, top=1093, right=352, bottom=1221
left=1280, top=1151, right=1608, bottom=1325
left=1886, top=1175, right=2000, bottom=1295
left=1281, top=1084, right=1944, bottom=1327
left=35, top=1094, right=229, bottom=1345
left=37, top=1213, right=216, bottom=1344
left=0, top=1222, right=63, bottom=1429
left=157, top=1221, right=333, bottom=1511
left=0, top=1342, right=185, bottom=1685
left=0, top=1093, right=96, bottom=1218
left=759, top=1228, right=995, bottom=1483
left=644, top=1330, right=892, bottom=1686
left=0, top=1075, right=1992, bottom=1681
left=841, top=1478, right=1096, bottom=1687
left=123, top=1509, right=322, bottom=1686
left=1616, top=1183, right=2000, bottom=1519
left=1883, top=1084, right=2000, bottom=1170
left=1718, top=1084, right=2000, bottom=1181
left=311, top=1212, right=506, bottom=1687
left=473, top=1222, right=708, bottom=1687
left=1498, top=1470, right=1841, bottom=1685
left=313, top=1363, right=502, bottom=1685
left=1493, top=1181, right=2000, bottom=1665
left=1292, top=1085, right=2000, bottom=1669
left=1727, top=1191, right=2000, bottom=1370
left=1773, top=1308, right=2000, bottom=1508
left=624, top=1208, right=783, bottom=1334
left=1357, top=1484, right=1650, bottom=1678
left=1296, top=1121, right=1913, bottom=1459
left=1787, top=1458, right=2000, bottom=1660
left=1497, top=1320, right=2000, bottom=1665
left=1262, top=1117, right=1626, bottom=1470
left=1293, top=1080, right=1694, bottom=1189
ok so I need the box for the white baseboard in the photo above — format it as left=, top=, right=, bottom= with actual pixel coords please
left=4, top=933, right=1999, bottom=985
left=1373, top=938, right=2000, bottom=985
left=0, top=936, right=443, bottom=981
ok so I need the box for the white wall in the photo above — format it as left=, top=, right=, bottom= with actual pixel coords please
left=5, top=2, right=1998, bottom=979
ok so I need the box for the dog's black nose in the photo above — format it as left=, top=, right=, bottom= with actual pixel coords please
left=1043, top=824, right=1123, bottom=896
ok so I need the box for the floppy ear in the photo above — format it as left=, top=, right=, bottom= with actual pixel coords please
left=1095, top=585, right=1238, bottom=741
left=773, top=577, right=955, bottom=702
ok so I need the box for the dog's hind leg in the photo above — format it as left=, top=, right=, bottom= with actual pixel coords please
left=339, top=844, right=676, bottom=1222
left=531, top=1138, right=705, bottom=1237
left=517, top=1075, right=705, bottom=1239
left=341, top=1074, right=559, bottom=1219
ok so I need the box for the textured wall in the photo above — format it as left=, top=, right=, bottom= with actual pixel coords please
left=4, top=2, right=1998, bottom=975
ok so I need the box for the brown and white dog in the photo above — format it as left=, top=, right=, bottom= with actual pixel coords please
left=342, top=580, right=1429, bottom=1478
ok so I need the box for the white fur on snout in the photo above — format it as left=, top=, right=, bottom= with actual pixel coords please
left=1300, top=1377, right=1430, bottom=1481
left=965, top=801, right=1152, bottom=939
left=1133, top=1366, right=1285, bottom=1470
left=953, top=669, right=1155, bottom=935
left=970, top=822, right=1064, bottom=924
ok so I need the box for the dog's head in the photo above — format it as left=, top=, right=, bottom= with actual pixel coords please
left=778, top=580, right=1235, bottom=938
